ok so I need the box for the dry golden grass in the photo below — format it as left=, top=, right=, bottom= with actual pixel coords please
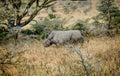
left=0, top=35, right=120, bottom=76
left=0, top=64, right=18, bottom=76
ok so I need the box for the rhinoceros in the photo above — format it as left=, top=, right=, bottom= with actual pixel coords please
left=43, top=30, right=84, bottom=47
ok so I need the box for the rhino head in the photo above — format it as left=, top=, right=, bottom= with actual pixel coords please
left=43, top=39, right=52, bottom=47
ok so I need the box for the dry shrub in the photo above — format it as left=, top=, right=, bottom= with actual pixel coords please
left=94, top=48, right=120, bottom=76
left=0, top=64, right=18, bottom=76
left=0, top=49, right=19, bottom=76
left=0, top=44, right=26, bottom=76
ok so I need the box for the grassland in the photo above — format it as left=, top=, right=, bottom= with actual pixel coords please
left=0, top=35, right=120, bottom=76
left=0, top=0, right=120, bottom=76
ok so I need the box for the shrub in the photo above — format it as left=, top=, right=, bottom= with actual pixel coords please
left=97, top=0, right=120, bottom=29
left=72, top=23, right=86, bottom=31
left=71, top=19, right=91, bottom=37
left=71, top=18, right=115, bottom=37
left=48, top=13, right=56, bottom=19
left=21, top=29, right=34, bottom=35
left=23, top=15, right=66, bottom=39
left=22, top=14, right=68, bottom=39
left=0, top=47, right=26, bottom=76
left=0, top=26, right=8, bottom=41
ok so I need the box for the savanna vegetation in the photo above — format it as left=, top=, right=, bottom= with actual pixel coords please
left=0, top=0, right=120, bottom=76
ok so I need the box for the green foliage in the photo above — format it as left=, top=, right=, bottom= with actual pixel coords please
left=21, top=25, right=46, bottom=39
left=71, top=19, right=92, bottom=37
left=97, top=0, right=120, bottom=28
left=22, top=15, right=66, bottom=39
left=72, top=23, right=85, bottom=31
left=71, top=18, right=116, bottom=37
left=0, top=26, right=8, bottom=40
left=48, top=13, right=56, bottom=19
left=92, top=16, right=102, bottom=27
left=33, top=24, right=46, bottom=39
left=113, top=17, right=120, bottom=24
left=33, top=17, right=65, bottom=39
left=21, top=29, right=34, bottom=35
left=71, top=20, right=89, bottom=31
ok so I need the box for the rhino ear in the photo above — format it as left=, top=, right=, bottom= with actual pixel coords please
left=48, top=32, right=54, bottom=40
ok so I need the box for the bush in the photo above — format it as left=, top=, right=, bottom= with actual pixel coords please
left=0, top=46, right=26, bottom=76
left=22, top=15, right=67, bottom=39
left=21, top=29, right=34, bottom=35
left=0, top=26, right=8, bottom=41
left=21, top=13, right=71, bottom=39
left=33, top=24, right=47, bottom=39
left=71, top=19, right=90, bottom=37
left=48, top=13, right=56, bottom=19
left=72, top=23, right=86, bottom=31
left=71, top=18, right=116, bottom=37
left=97, top=0, right=120, bottom=29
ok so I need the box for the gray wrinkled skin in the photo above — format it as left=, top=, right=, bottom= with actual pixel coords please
left=43, top=39, right=52, bottom=47
left=43, top=30, right=84, bottom=47
left=70, top=30, right=84, bottom=43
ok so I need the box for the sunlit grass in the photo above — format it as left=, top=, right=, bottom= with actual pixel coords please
left=0, top=35, right=120, bottom=76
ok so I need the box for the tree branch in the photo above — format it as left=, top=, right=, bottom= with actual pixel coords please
left=19, top=0, right=56, bottom=27
left=11, top=0, right=22, bottom=10
left=1, top=0, right=9, bottom=10
left=0, top=22, right=8, bottom=26
left=1, top=0, right=15, bottom=28
left=19, top=0, right=36, bottom=21
left=11, top=0, right=22, bottom=26
left=19, top=6, right=43, bottom=27
left=36, top=0, right=39, bottom=7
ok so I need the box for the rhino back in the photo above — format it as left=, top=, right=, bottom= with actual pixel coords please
left=53, top=31, right=72, bottom=41
left=70, top=30, right=83, bottom=40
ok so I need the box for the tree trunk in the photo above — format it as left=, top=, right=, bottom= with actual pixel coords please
left=108, top=12, right=112, bottom=29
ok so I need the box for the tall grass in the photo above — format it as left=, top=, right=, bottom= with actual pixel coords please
left=0, top=35, right=120, bottom=76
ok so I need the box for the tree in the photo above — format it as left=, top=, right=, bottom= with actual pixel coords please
left=0, top=0, right=57, bottom=40
left=97, top=0, right=120, bottom=29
